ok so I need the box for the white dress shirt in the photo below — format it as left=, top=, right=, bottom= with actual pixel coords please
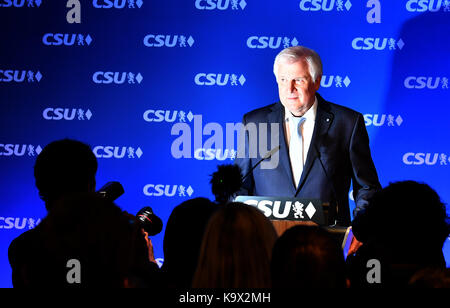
left=284, top=96, right=318, bottom=186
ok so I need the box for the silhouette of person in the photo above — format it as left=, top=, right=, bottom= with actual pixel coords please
left=271, top=225, right=347, bottom=288
left=192, top=202, right=277, bottom=288
left=15, top=192, right=154, bottom=287
left=8, top=139, right=158, bottom=287
left=9, top=139, right=98, bottom=287
left=161, top=197, right=218, bottom=288
left=348, top=181, right=449, bottom=287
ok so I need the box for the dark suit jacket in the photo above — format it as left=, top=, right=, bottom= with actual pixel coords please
left=235, top=93, right=381, bottom=226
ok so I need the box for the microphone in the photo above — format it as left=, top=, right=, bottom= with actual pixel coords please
left=210, top=164, right=243, bottom=204
left=209, top=145, right=280, bottom=203
left=136, top=207, right=163, bottom=236
left=241, top=145, right=281, bottom=181
left=96, top=181, right=124, bottom=201
left=312, top=144, right=339, bottom=226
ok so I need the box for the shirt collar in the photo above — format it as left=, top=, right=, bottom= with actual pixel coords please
left=284, top=96, right=318, bottom=123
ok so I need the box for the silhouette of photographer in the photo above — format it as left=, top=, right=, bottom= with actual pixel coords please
left=8, top=139, right=158, bottom=287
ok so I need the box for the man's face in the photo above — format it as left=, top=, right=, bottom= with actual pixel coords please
left=276, top=59, right=321, bottom=116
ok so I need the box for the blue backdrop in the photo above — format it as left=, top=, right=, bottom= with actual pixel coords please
left=1, top=0, right=449, bottom=287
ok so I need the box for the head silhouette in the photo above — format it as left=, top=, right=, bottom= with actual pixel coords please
left=359, top=181, right=448, bottom=265
left=271, top=225, right=347, bottom=288
left=34, top=139, right=97, bottom=211
left=348, top=181, right=449, bottom=287
left=162, top=197, right=218, bottom=288
left=193, top=202, right=277, bottom=288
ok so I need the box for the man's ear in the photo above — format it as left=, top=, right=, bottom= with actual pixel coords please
left=314, top=75, right=322, bottom=91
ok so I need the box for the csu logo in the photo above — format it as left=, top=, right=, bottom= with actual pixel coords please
left=406, top=0, right=450, bottom=12
left=93, top=0, right=144, bottom=8
left=43, top=108, right=93, bottom=121
left=93, top=146, right=143, bottom=159
left=0, top=0, right=42, bottom=7
left=194, top=148, right=237, bottom=161
left=194, top=0, right=247, bottom=10
left=43, top=34, right=93, bottom=46
left=299, top=0, right=352, bottom=11
left=143, top=184, right=194, bottom=197
left=93, top=72, right=143, bottom=84
left=404, top=77, right=448, bottom=89
left=0, top=144, right=42, bottom=157
left=243, top=199, right=318, bottom=220
left=352, top=37, right=405, bottom=51
left=403, top=153, right=450, bottom=166
left=0, top=217, right=41, bottom=230
left=143, top=110, right=194, bottom=123
left=247, top=36, right=299, bottom=49
left=0, top=70, right=42, bottom=83
left=195, top=73, right=246, bottom=86
left=143, top=35, right=195, bottom=47
left=364, top=114, right=403, bottom=127
left=321, top=75, right=351, bottom=88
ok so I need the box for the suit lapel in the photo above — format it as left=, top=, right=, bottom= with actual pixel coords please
left=267, top=103, right=294, bottom=189
left=296, top=94, right=334, bottom=194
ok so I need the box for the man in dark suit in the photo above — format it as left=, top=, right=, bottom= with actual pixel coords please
left=235, top=46, right=381, bottom=226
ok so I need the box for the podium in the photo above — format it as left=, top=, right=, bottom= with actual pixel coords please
left=234, top=196, right=352, bottom=251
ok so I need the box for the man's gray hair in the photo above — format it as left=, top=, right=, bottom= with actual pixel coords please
left=273, top=46, right=323, bottom=83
